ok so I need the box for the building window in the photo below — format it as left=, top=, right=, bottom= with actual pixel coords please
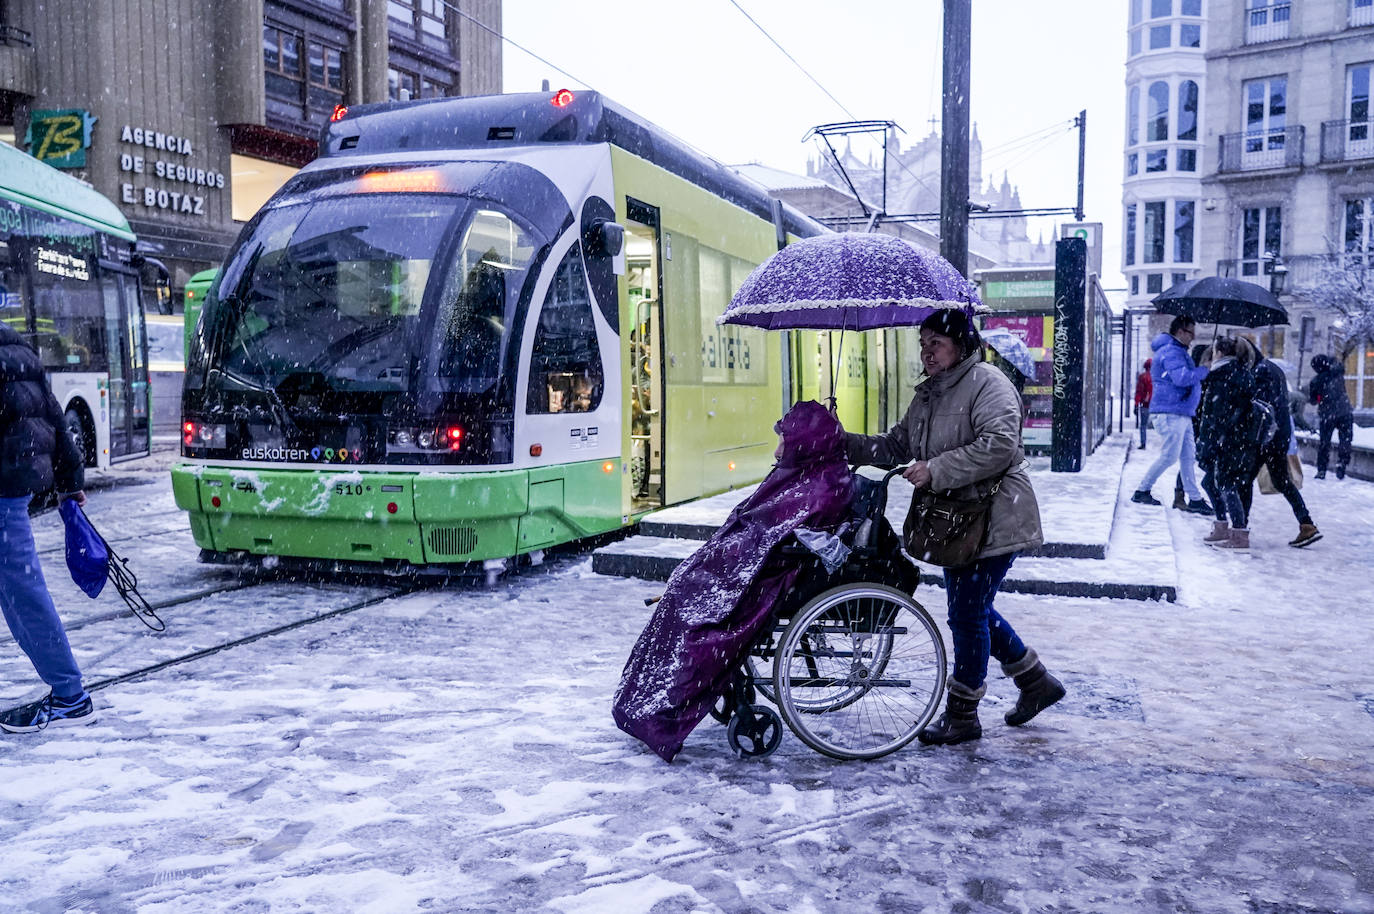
left=1131, top=0, right=1144, bottom=24
left=1344, top=197, right=1374, bottom=266
left=1129, top=29, right=1143, bottom=56
left=1126, top=204, right=1137, bottom=266
left=421, top=77, right=449, bottom=99
left=1147, top=273, right=1164, bottom=294
left=1131, top=275, right=1140, bottom=295
left=1355, top=0, right=1374, bottom=28
left=307, top=41, right=346, bottom=111
left=1148, top=82, right=1170, bottom=142
left=1346, top=345, right=1374, bottom=410
left=1174, top=201, right=1195, bottom=262
left=1144, top=201, right=1166, bottom=263
left=1150, top=24, right=1171, bottom=48
left=1243, top=76, right=1288, bottom=164
left=1127, top=153, right=1139, bottom=176
left=389, top=0, right=450, bottom=51
left=1182, top=0, right=1203, bottom=14
left=263, top=24, right=303, bottom=102
left=1178, top=148, right=1198, bottom=171
left=388, top=67, right=418, bottom=101
left=1348, top=64, right=1372, bottom=154
left=1178, top=81, right=1199, bottom=140
left=1151, top=0, right=1171, bottom=16
left=1172, top=272, right=1189, bottom=286
left=1128, top=85, right=1140, bottom=146
left=1180, top=22, right=1202, bottom=46
left=1146, top=149, right=1168, bottom=171
left=1240, top=206, right=1282, bottom=276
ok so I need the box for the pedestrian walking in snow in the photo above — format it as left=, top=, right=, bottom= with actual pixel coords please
left=1133, top=317, right=1212, bottom=513
left=1134, top=358, right=1153, bottom=449
left=1197, top=338, right=1261, bottom=552
left=1246, top=345, right=1321, bottom=548
left=844, top=309, right=1064, bottom=746
left=1307, top=354, right=1354, bottom=480
left=0, top=323, right=97, bottom=733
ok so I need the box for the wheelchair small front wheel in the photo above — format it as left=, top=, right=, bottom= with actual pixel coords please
left=726, top=705, right=783, bottom=758
left=773, top=583, right=946, bottom=760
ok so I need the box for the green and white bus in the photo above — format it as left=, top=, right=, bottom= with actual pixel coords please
left=174, top=91, right=917, bottom=574
left=0, top=142, right=154, bottom=467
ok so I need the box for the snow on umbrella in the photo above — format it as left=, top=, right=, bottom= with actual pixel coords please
left=980, top=326, right=1036, bottom=378
left=717, top=232, right=982, bottom=331
left=1151, top=276, right=1288, bottom=328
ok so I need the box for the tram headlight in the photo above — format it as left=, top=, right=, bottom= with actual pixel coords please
left=182, top=421, right=226, bottom=449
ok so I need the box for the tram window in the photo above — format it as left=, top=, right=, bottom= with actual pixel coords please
left=0, top=241, right=27, bottom=335
left=527, top=243, right=603, bottom=414
left=434, top=209, right=537, bottom=392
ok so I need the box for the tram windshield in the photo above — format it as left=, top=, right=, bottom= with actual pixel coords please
left=211, top=194, right=457, bottom=393
left=207, top=193, right=538, bottom=397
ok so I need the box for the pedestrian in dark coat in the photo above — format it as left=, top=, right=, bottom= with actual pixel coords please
left=1134, top=358, right=1153, bottom=449
left=0, top=323, right=96, bottom=733
left=1197, top=337, right=1260, bottom=551
left=1308, top=354, right=1354, bottom=480
left=845, top=309, right=1063, bottom=747
left=1245, top=350, right=1320, bottom=547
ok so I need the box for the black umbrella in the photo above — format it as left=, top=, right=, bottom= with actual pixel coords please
left=1151, top=276, right=1288, bottom=327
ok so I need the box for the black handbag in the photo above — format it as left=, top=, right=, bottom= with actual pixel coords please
left=903, top=477, right=1003, bottom=568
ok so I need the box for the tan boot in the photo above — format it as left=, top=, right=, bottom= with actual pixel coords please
left=1203, top=520, right=1229, bottom=543
left=1210, top=526, right=1249, bottom=552
left=1289, top=523, right=1322, bottom=548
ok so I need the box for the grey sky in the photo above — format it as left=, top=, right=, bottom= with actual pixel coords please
left=503, top=1, right=1129, bottom=292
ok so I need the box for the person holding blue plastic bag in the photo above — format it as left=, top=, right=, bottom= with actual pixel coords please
left=0, top=322, right=96, bottom=733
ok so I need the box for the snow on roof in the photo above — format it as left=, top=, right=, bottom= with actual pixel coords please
left=730, top=162, right=839, bottom=192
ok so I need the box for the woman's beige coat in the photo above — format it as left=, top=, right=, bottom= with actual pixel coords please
left=845, top=354, right=1043, bottom=561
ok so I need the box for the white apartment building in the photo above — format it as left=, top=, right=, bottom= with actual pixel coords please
left=1124, top=0, right=1374, bottom=414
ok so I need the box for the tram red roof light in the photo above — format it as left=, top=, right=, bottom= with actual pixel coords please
left=551, top=89, right=575, bottom=108
left=331, top=104, right=349, bottom=122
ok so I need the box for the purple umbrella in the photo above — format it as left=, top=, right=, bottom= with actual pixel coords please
left=717, top=232, right=982, bottom=331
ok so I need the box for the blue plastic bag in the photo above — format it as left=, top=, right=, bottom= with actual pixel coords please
left=59, top=500, right=108, bottom=599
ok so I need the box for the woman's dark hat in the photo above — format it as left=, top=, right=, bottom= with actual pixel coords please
left=919, top=308, right=980, bottom=355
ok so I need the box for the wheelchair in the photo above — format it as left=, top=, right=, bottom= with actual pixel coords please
left=712, top=466, right=948, bottom=761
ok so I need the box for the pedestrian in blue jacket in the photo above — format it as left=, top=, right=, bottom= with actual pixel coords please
left=0, top=323, right=97, bottom=733
left=1131, top=316, right=1213, bottom=513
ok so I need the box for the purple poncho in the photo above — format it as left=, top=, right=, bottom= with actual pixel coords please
left=612, top=401, right=854, bottom=762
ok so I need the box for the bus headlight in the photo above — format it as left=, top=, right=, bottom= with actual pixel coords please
left=183, top=421, right=226, bottom=449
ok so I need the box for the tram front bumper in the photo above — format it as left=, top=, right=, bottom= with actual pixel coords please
left=170, top=464, right=606, bottom=565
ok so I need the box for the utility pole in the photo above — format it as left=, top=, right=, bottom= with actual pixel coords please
left=1075, top=109, right=1087, bottom=221
left=940, top=0, right=972, bottom=278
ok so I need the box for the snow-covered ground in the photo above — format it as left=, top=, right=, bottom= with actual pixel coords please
left=1, top=436, right=1372, bottom=913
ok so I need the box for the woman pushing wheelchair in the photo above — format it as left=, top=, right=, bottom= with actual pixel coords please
left=845, top=309, right=1065, bottom=745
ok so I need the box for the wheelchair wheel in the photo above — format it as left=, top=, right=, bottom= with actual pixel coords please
left=772, top=583, right=946, bottom=760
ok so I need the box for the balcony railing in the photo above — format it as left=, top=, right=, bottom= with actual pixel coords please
left=1217, top=254, right=1337, bottom=288
left=1321, top=119, right=1374, bottom=163
left=1218, top=127, right=1304, bottom=172
left=1353, top=1, right=1374, bottom=27
left=1246, top=1, right=1292, bottom=42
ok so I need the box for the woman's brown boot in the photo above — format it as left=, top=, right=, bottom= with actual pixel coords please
left=917, top=681, right=984, bottom=745
left=1002, top=648, right=1066, bottom=726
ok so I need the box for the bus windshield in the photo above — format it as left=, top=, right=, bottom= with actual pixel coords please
left=212, top=194, right=464, bottom=393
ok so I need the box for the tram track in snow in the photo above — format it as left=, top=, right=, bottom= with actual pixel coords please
left=84, top=585, right=418, bottom=694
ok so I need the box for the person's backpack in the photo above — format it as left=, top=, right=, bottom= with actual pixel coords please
left=1250, top=397, right=1278, bottom=447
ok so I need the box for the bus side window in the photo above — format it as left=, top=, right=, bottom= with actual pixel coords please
left=527, top=243, right=603, bottom=414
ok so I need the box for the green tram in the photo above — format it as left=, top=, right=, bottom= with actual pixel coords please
left=173, top=91, right=922, bottom=575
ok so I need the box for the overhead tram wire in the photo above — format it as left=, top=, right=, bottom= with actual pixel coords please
left=437, top=0, right=598, bottom=91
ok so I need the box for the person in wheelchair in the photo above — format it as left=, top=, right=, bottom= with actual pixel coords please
left=612, top=399, right=853, bottom=762
left=845, top=309, right=1065, bottom=746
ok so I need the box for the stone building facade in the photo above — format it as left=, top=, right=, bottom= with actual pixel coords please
left=0, top=0, right=501, bottom=297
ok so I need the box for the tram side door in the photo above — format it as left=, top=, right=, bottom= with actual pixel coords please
left=100, top=266, right=150, bottom=461
left=625, top=200, right=664, bottom=511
